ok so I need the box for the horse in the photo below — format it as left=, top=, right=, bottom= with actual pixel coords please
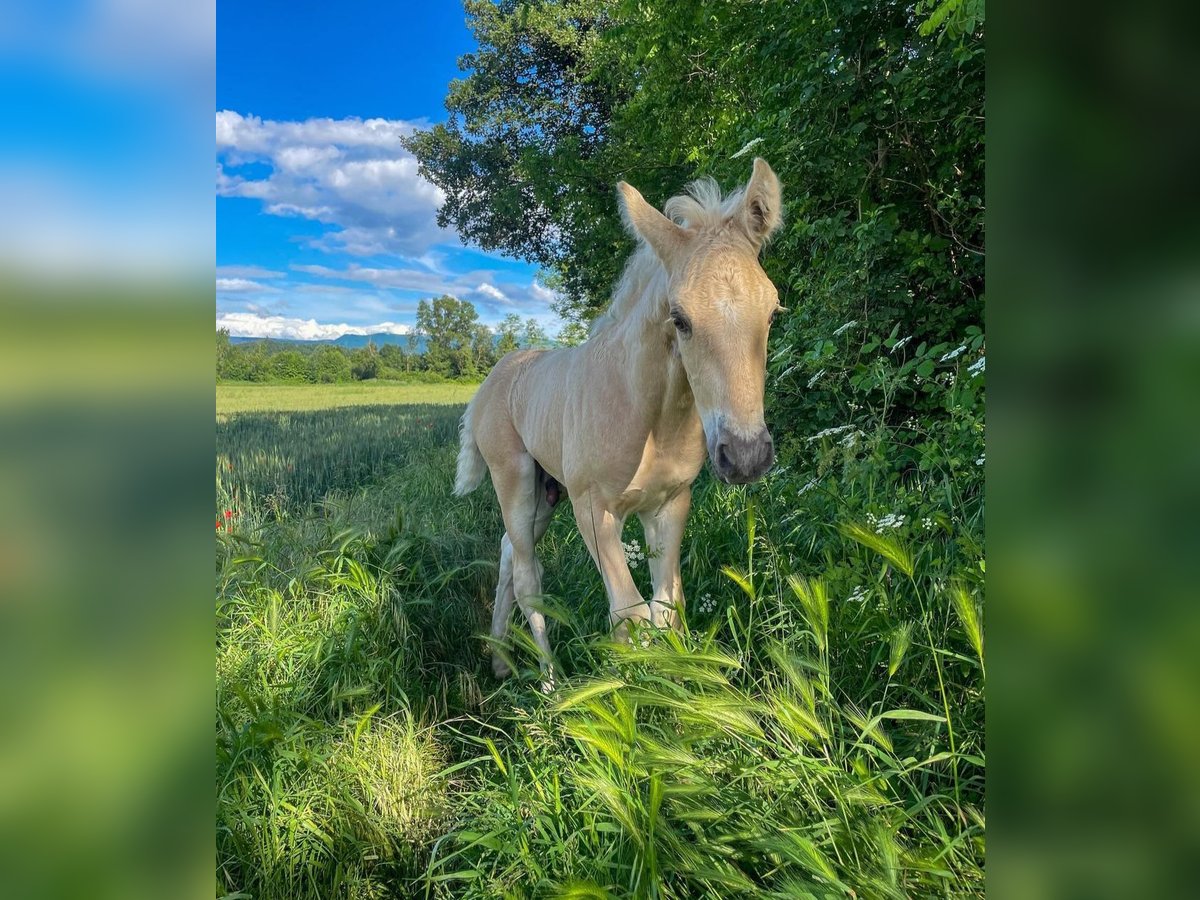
left=454, top=158, right=784, bottom=680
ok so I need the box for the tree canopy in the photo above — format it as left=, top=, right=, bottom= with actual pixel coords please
left=417, top=295, right=484, bottom=378
left=405, top=0, right=984, bottom=354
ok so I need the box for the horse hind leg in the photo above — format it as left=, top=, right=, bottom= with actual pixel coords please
left=489, top=453, right=558, bottom=682
left=490, top=533, right=517, bottom=677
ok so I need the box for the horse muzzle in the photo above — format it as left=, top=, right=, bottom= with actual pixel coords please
left=710, top=425, right=775, bottom=484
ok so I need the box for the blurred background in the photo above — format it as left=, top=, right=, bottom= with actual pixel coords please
left=0, top=0, right=1197, bottom=897
left=0, top=1, right=213, bottom=899
left=990, top=0, right=1200, bottom=895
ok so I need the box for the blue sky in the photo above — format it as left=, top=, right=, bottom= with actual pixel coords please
left=217, top=0, right=555, bottom=339
left=0, top=1, right=213, bottom=277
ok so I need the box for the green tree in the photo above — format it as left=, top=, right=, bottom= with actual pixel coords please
left=523, top=317, right=550, bottom=349
left=403, top=0, right=632, bottom=320
left=350, top=342, right=380, bottom=380
left=310, top=346, right=351, bottom=383
left=272, top=349, right=308, bottom=382
left=471, top=323, right=497, bottom=374
left=378, top=343, right=406, bottom=372
left=404, top=0, right=985, bottom=467
left=495, top=313, right=522, bottom=357
left=416, top=295, right=482, bottom=378
left=220, top=344, right=253, bottom=381
left=216, top=328, right=233, bottom=379
left=246, top=344, right=272, bottom=383
left=557, top=320, right=589, bottom=347
left=405, top=331, right=426, bottom=371
left=405, top=0, right=984, bottom=361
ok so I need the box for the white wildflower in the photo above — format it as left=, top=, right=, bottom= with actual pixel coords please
left=839, top=429, right=865, bottom=449
left=940, top=344, right=967, bottom=362
left=833, top=320, right=859, bottom=336
left=848, top=586, right=869, bottom=604
left=872, top=512, right=906, bottom=532
left=976, top=454, right=985, bottom=466
left=730, top=137, right=764, bottom=159
left=968, top=356, right=985, bottom=377
left=623, top=539, right=644, bottom=569
left=891, top=335, right=913, bottom=352
left=807, top=424, right=857, bottom=442
left=922, top=517, right=934, bottom=530
left=798, top=476, right=821, bottom=496
left=697, top=593, right=717, bottom=614
left=806, top=368, right=826, bottom=388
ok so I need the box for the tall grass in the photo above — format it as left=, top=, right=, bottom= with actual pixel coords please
left=216, top=337, right=984, bottom=898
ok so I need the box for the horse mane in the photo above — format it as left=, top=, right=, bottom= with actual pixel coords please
left=590, top=176, right=746, bottom=337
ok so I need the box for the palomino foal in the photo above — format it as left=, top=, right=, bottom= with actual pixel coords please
left=454, top=158, right=784, bottom=679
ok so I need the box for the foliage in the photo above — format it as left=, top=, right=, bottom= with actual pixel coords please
left=557, top=319, right=589, bottom=347
left=405, top=0, right=984, bottom=361
left=418, top=295, right=486, bottom=379
left=495, top=313, right=522, bottom=357
left=216, top=305, right=568, bottom=384
left=404, top=0, right=629, bottom=315
left=312, top=346, right=353, bottom=384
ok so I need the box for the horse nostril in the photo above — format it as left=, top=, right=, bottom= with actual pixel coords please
left=761, top=432, right=775, bottom=465
left=716, top=441, right=733, bottom=473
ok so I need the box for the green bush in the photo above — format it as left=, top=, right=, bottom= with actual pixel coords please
left=271, top=349, right=310, bottom=383
left=310, top=346, right=352, bottom=384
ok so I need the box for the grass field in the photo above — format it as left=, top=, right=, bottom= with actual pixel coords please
left=216, top=381, right=985, bottom=899
left=216, top=381, right=478, bottom=416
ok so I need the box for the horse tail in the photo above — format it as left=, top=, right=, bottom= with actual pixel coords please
left=453, top=399, right=487, bottom=496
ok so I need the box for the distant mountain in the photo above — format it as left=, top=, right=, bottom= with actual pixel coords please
left=329, top=332, right=421, bottom=349
left=229, top=333, right=428, bottom=352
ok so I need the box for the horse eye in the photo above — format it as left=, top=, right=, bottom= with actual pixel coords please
left=670, top=311, right=692, bottom=336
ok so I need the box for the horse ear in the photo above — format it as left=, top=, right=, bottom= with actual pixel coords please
left=736, top=157, right=783, bottom=248
left=617, top=181, right=689, bottom=269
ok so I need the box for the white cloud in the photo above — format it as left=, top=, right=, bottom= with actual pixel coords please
left=530, top=281, right=558, bottom=304
left=217, top=312, right=412, bottom=341
left=217, top=264, right=284, bottom=279
left=216, top=277, right=275, bottom=292
left=216, top=111, right=448, bottom=256
left=294, top=264, right=554, bottom=310
left=475, top=283, right=508, bottom=303
left=292, top=262, right=453, bottom=294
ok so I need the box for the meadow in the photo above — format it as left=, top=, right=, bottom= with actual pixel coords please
left=217, top=381, right=478, bottom=416
left=216, top=334, right=985, bottom=899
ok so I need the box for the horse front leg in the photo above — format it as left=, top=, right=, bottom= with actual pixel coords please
left=638, top=488, right=691, bottom=629
left=570, top=491, right=648, bottom=640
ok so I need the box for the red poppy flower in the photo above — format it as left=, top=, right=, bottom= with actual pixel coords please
left=224, top=509, right=233, bottom=519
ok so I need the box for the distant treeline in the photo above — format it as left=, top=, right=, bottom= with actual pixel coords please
left=217, top=295, right=587, bottom=383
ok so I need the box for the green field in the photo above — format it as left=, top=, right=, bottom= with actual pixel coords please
left=216, top=373, right=984, bottom=899
left=216, top=380, right=478, bottom=416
